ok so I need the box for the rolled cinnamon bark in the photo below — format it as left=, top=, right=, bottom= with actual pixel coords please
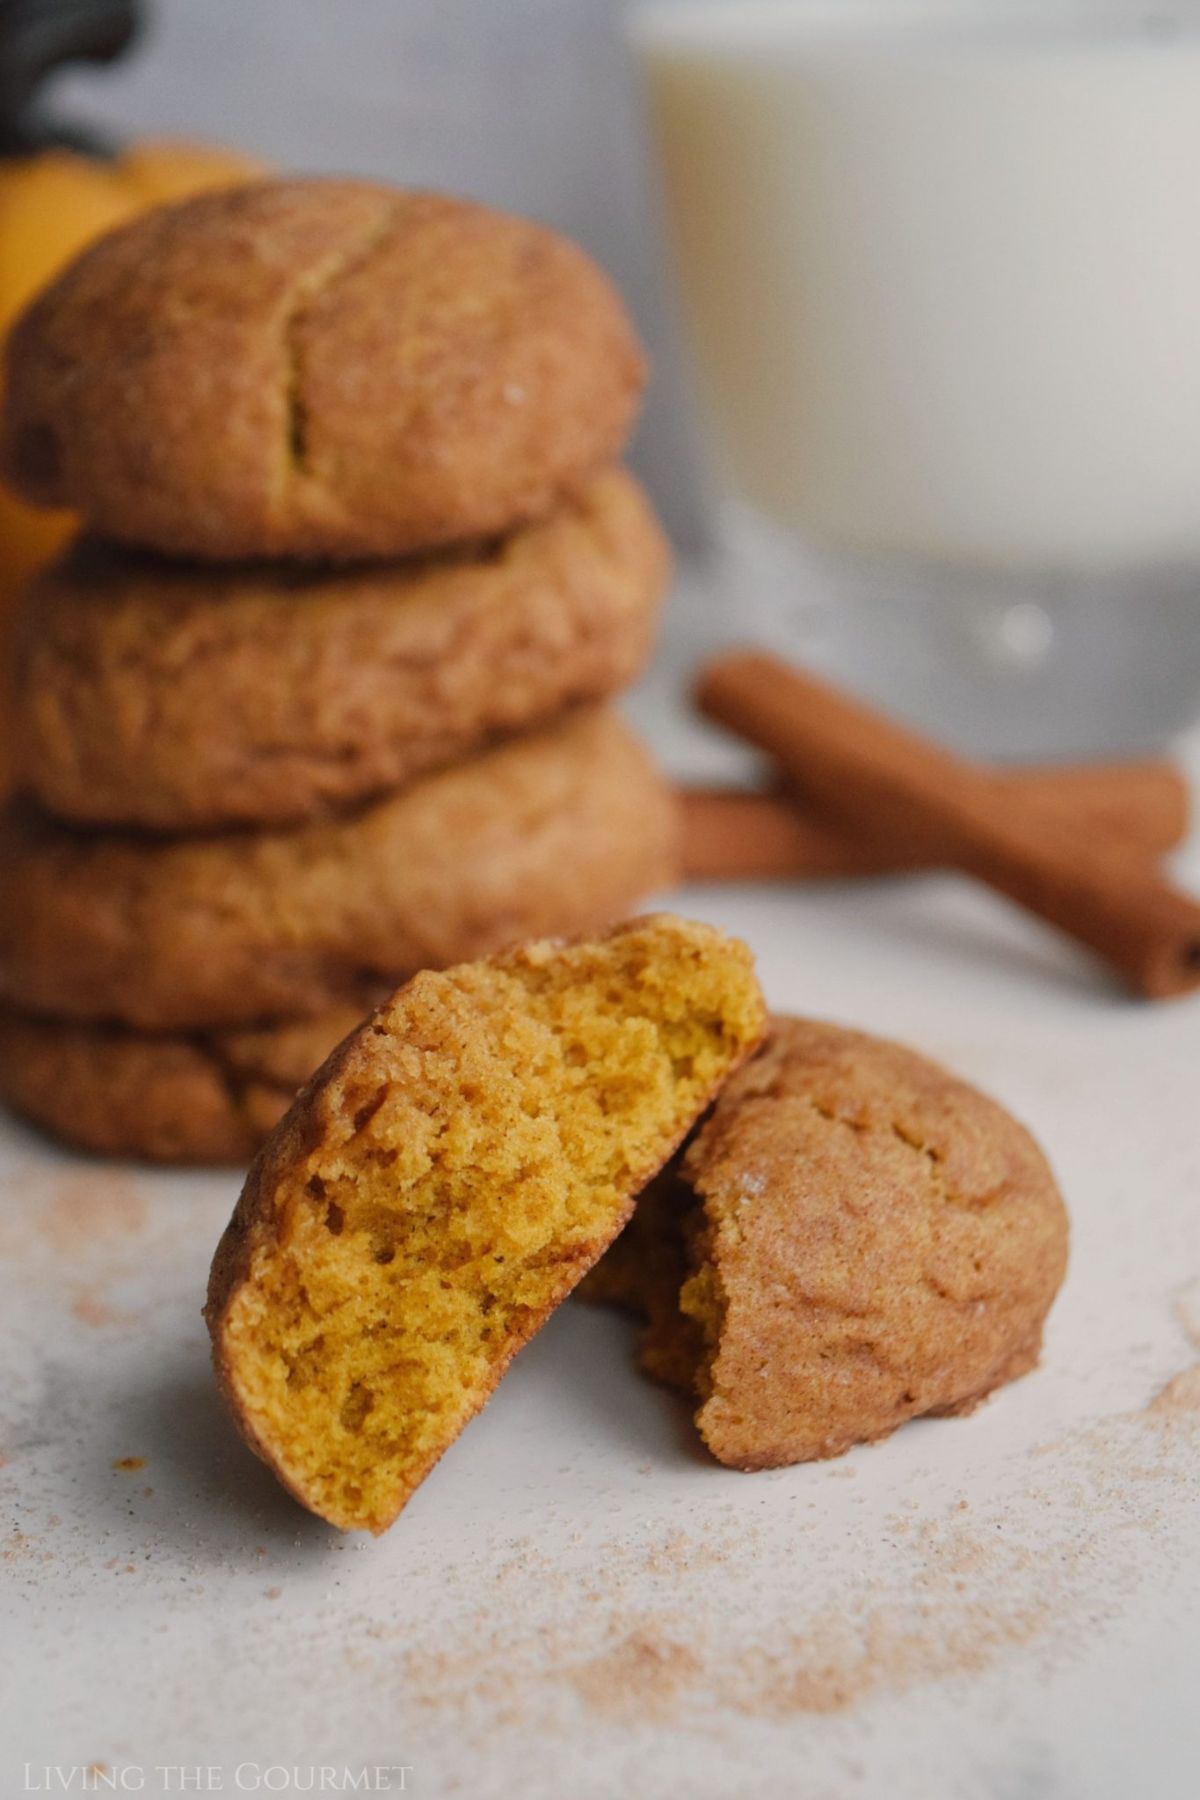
left=696, top=651, right=1200, bottom=1000
left=680, top=761, right=1189, bottom=882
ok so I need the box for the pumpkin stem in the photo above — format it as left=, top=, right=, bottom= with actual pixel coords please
left=0, top=0, right=142, bottom=157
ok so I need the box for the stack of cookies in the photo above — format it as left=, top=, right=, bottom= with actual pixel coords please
left=0, top=179, right=678, bottom=1163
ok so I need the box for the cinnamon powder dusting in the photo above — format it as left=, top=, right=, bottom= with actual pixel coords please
left=1173, top=1280, right=1200, bottom=1350
left=71, top=1291, right=133, bottom=1328
left=367, top=1342, right=1199, bottom=1746
left=45, top=1174, right=146, bottom=1253
left=1147, top=1367, right=1200, bottom=1416
left=570, top=1629, right=704, bottom=1720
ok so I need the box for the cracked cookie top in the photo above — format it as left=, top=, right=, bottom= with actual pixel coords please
left=1, top=178, right=647, bottom=561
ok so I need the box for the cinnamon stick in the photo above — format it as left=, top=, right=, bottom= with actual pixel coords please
left=696, top=650, right=1200, bottom=1000
left=681, top=760, right=1189, bottom=882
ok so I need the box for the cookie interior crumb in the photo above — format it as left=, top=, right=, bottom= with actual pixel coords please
left=579, top=1169, right=703, bottom=1393
left=209, top=918, right=765, bottom=1532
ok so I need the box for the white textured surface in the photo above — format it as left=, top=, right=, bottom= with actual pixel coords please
left=3, top=706, right=1200, bottom=1799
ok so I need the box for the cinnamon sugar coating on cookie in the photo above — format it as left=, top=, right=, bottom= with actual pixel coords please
left=0, top=709, right=680, bottom=1030
left=15, top=469, right=667, bottom=831
left=586, top=1018, right=1069, bottom=1467
left=0, top=1004, right=372, bottom=1164
left=2, top=180, right=646, bottom=560
left=205, top=916, right=766, bottom=1532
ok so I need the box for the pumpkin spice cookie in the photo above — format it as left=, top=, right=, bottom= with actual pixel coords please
left=3, top=179, right=646, bottom=560
left=0, top=1003, right=373, bottom=1165
left=205, top=915, right=767, bottom=1531
left=15, top=469, right=668, bottom=831
left=0, top=708, right=680, bottom=1031
left=584, top=1017, right=1069, bottom=1467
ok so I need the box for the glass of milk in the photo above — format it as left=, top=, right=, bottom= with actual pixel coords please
left=632, top=0, right=1200, bottom=755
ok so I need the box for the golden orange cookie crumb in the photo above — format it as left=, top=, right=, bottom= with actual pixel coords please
left=206, top=916, right=766, bottom=1532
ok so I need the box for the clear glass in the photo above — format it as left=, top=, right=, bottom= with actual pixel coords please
left=633, top=0, right=1200, bottom=756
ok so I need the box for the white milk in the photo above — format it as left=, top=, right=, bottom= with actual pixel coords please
left=634, top=3, right=1200, bottom=572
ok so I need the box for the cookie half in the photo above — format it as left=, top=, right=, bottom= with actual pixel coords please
left=206, top=915, right=767, bottom=1531
left=0, top=1004, right=372, bottom=1165
left=3, top=180, right=646, bottom=560
left=15, top=469, right=667, bottom=831
left=0, top=709, right=680, bottom=1031
left=585, top=1017, right=1069, bottom=1467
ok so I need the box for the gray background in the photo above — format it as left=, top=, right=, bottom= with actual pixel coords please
left=49, top=0, right=714, bottom=550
